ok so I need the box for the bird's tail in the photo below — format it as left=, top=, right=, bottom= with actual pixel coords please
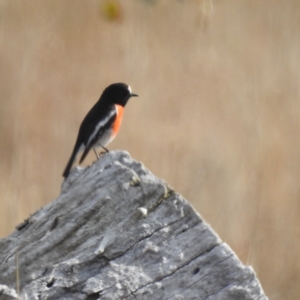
left=62, top=143, right=82, bottom=178
left=79, top=144, right=92, bottom=164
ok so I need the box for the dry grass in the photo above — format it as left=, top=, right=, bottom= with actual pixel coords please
left=0, top=0, right=299, bottom=299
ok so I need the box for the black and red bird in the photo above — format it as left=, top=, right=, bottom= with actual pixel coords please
left=63, top=83, right=138, bottom=178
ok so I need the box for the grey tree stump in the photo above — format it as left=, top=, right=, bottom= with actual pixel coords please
left=0, top=151, right=267, bottom=300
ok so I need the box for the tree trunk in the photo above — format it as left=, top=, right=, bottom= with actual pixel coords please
left=0, top=151, right=267, bottom=300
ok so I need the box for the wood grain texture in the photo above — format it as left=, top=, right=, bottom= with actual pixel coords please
left=0, top=151, right=267, bottom=300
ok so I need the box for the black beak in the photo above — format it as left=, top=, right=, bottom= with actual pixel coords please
left=131, top=93, right=138, bottom=97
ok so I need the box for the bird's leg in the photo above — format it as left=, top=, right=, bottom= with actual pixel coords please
left=93, top=149, right=100, bottom=160
left=101, top=146, right=109, bottom=153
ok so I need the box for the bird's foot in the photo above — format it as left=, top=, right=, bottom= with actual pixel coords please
left=101, top=146, right=109, bottom=153
left=93, top=149, right=100, bottom=160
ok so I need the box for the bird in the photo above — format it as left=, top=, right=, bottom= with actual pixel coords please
left=62, top=82, right=138, bottom=178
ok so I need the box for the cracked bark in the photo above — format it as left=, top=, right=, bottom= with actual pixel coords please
left=0, top=151, right=268, bottom=300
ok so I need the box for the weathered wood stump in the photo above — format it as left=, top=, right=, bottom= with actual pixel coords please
left=0, top=151, right=267, bottom=300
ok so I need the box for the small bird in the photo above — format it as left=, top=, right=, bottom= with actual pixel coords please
left=63, top=83, right=138, bottom=178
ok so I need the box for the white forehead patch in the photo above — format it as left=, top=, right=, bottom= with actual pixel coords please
left=128, top=85, right=132, bottom=94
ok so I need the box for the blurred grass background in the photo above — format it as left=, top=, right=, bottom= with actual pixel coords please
left=0, top=0, right=299, bottom=298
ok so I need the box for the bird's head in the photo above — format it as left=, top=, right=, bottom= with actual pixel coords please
left=102, top=83, right=138, bottom=107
